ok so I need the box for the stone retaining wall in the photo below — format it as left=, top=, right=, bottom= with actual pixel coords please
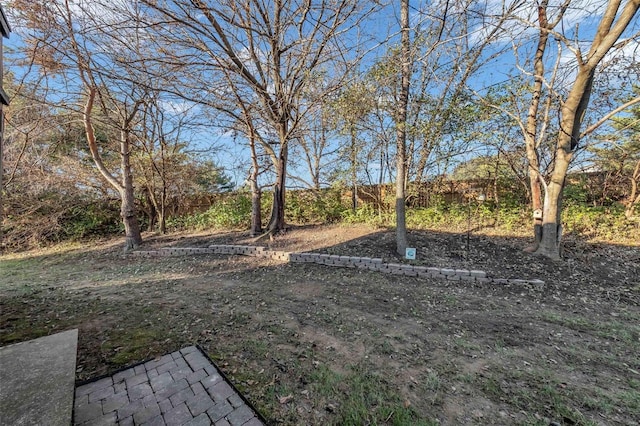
left=131, top=245, right=545, bottom=288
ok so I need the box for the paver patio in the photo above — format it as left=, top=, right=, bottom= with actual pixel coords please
left=74, top=346, right=265, bottom=426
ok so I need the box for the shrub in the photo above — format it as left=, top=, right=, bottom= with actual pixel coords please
left=341, top=205, right=390, bottom=226
left=286, top=188, right=348, bottom=224
left=61, top=202, right=122, bottom=239
left=168, top=193, right=252, bottom=230
left=562, top=204, right=639, bottom=243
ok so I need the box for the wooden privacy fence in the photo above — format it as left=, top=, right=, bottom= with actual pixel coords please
left=171, top=171, right=628, bottom=215
left=350, top=178, right=526, bottom=210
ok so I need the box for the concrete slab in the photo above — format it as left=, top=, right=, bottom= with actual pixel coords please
left=0, top=329, right=78, bottom=426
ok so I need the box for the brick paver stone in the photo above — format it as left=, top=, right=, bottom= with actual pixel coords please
left=74, top=401, right=103, bottom=424
left=207, top=401, right=234, bottom=422
left=184, top=352, right=211, bottom=371
left=184, top=413, right=212, bottom=426
left=226, top=405, right=255, bottom=426
left=88, top=385, right=115, bottom=403
left=157, top=360, right=179, bottom=375
left=163, top=402, right=193, bottom=425
left=158, top=398, right=173, bottom=414
left=169, top=387, right=195, bottom=406
left=83, top=411, right=117, bottom=426
left=214, top=419, right=231, bottom=426
left=113, top=368, right=135, bottom=383
left=143, top=394, right=159, bottom=408
left=187, top=369, right=208, bottom=385
left=77, top=377, right=113, bottom=397
left=101, top=392, right=129, bottom=413
left=129, top=382, right=153, bottom=401
left=74, top=393, right=88, bottom=410
left=126, top=373, right=149, bottom=389
left=150, top=372, right=175, bottom=392
left=157, top=378, right=190, bottom=400
left=170, top=366, right=193, bottom=381
left=227, top=394, right=244, bottom=408
left=119, top=415, right=134, bottom=426
left=180, top=346, right=198, bottom=356
left=114, top=382, right=127, bottom=394
left=191, top=382, right=205, bottom=395
left=117, top=399, right=144, bottom=420
left=142, top=414, right=166, bottom=426
left=174, top=357, right=190, bottom=370
left=145, top=354, right=174, bottom=370
left=201, top=372, right=223, bottom=389
left=207, top=381, right=235, bottom=402
left=186, top=392, right=216, bottom=417
left=133, top=401, right=161, bottom=424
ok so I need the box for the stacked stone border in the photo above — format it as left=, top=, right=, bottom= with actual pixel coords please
left=131, top=245, right=545, bottom=287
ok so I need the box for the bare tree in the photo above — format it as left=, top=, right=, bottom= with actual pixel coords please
left=13, top=0, right=146, bottom=250
left=525, top=1, right=638, bottom=258
left=474, top=1, right=639, bottom=258
left=140, top=0, right=377, bottom=233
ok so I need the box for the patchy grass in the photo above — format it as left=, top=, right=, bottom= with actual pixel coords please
left=541, top=311, right=640, bottom=346
left=306, top=363, right=435, bottom=426
left=1, top=225, right=639, bottom=425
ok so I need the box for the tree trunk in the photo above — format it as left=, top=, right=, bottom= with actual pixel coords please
left=121, top=129, right=142, bottom=251
left=536, top=180, right=563, bottom=259
left=529, top=168, right=544, bottom=248
left=625, top=160, right=640, bottom=219
left=0, top=106, right=4, bottom=240
left=395, top=0, right=410, bottom=256
left=159, top=184, right=167, bottom=234
left=529, top=1, right=640, bottom=259
left=267, top=143, right=288, bottom=233
left=249, top=135, right=262, bottom=236
left=84, top=88, right=143, bottom=251
left=158, top=211, right=166, bottom=234
left=351, top=127, right=358, bottom=212
left=145, top=189, right=157, bottom=232
left=251, top=182, right=262, bottom=236
left=524, top=1, right=550, bottom=252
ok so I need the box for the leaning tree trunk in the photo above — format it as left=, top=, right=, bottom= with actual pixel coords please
left=536, top=69, right=594, bottom=259
left=83, top=88, right=143, bottom=251
left=529, top=0, right=640, bottom=259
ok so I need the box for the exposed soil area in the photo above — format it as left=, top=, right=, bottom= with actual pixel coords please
left=1, top=224, right=639, bottom=425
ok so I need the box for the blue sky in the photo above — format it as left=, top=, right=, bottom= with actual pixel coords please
left=2, top=0, right=638, bottom=187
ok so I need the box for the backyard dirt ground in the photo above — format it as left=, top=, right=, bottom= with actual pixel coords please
left=1, top=224, right=639, bottom=425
